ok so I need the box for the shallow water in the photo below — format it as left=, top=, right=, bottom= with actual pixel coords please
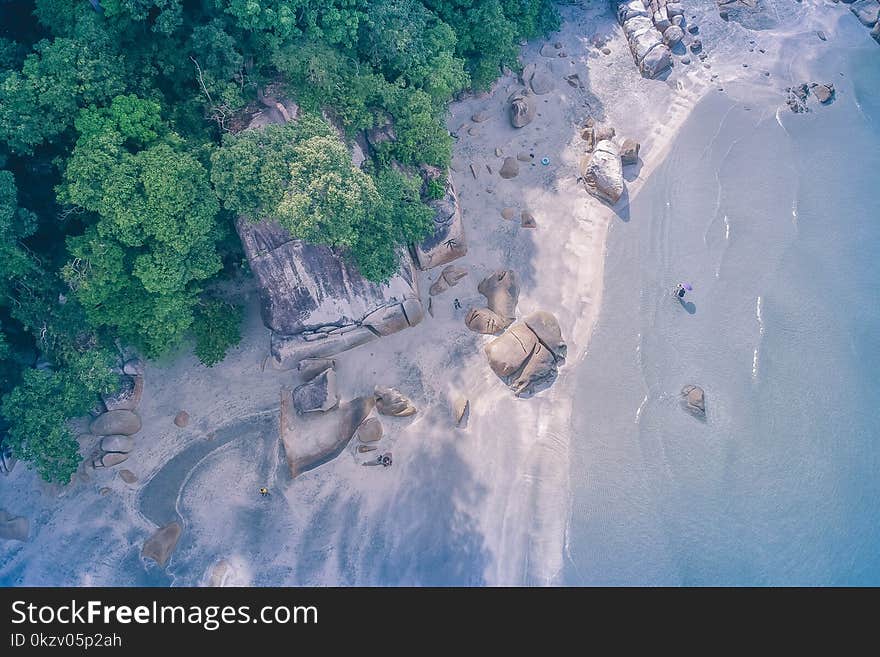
left=564, top=46, right=880, bottom=585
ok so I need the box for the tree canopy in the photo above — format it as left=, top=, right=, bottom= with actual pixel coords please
left=0, top=0, right=558, bottom=482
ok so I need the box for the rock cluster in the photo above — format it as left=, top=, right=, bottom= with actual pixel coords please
left=786, top=83, right=835, bottom=113
left=89, top=360, right=145, bottom=471
left=616, top=0, right=673, bottom=78
left=850, top=0, right=880, bottom=44
left=484, top=311, right=567, bottom=397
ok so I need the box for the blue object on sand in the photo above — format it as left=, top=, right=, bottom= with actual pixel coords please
left=541, top=157, right=550, bottom=165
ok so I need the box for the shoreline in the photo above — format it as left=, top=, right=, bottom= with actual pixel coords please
left=0, top=2, right=723, bottom=586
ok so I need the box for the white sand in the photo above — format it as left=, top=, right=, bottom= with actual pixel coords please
left=4, top=0, right=845, bottom=585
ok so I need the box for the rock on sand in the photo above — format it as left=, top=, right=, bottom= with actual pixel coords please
left=509, top=90, right=536, bottom=128
left=582, top=140, right=625, bottom=204
left=375, top=386, right=417, bottom=417
left=0, top=510, right=29, bottom=542
left=477, top=270, right=520, bottom=326
left=499, top=157, right=519, bottom=179
left=90, top=410, right=142, bottom=436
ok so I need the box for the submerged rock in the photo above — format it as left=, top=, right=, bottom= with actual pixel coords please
left=681, top=385, right=707, bottom=420
left=174, top=410, right=189, bottom=428
left=375, top=386, right=417, bottom=417
left=91, top=410, right=141, bottom=436
left=582, top=140, right=625, bottom=204
left=142, top=521, right=182, bottom=568
left=812, top=83, right=835, bottom=104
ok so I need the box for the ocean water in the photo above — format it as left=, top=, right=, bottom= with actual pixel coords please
left=564, top=46, right=880, bottom=585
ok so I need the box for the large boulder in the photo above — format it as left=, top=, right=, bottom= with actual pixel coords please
left=102, top=373, right=143, bottom=412
left=663, top=25, right=684, bottom=46
left=375, top=386, right=417, bottom=417
left=90, top=410, right=142, bottom=436
left=510, top=341, right=558, bottom=397
left=413, top=178, right=468, bottom=270
left=811, top=83, right=835, bottom=104
left=0, top=510, right=29, bottom=542
left=101, top=435, right=134, bottom=454
left=620, top=138, right=641, bottom=165
left=509, top=90, right=536, bottom=128
left=484, top=323, right=538, bottom=378
left=639, top=43, right=672, bottom=78
left=523, top=311, right=567, bottom=361
left=142, top=521, right=182, bottom=568
left=582, top=140, right=624, bottom=204
left=465, top=307, right=507, bottom=335
left=293, top=368, right=339, bottom=414
left=477, top=270, right=520, bottom=326
left=337, top=396, right=377, bottom=446
left=681, top=385, right=706, bottom=420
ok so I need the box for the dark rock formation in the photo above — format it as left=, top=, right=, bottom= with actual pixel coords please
left=413, top=178, right=468, bottom=270
left=293, top=368, right=339, bottom=414
left=681, top=384, right=707, bottom=420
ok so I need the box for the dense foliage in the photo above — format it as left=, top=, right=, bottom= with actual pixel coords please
left=0, top=0, right=559, bottom=482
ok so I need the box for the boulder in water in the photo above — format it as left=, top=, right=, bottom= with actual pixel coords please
left=521, top=211, right=537, bottom=228
left=90, top=410, right=142, bottom=436
left=375, top=386, right=417, bottom=417
left=142, top=521, right=182, bottom=568
left=174, top=411, right=189, bottom=428
left=293, top=368, right=339, bottom=414
left=681, top=385, right=707, bottom=420
left=582, top=140, right=625, bottom=204
left=850, top=0, right=880, bottom=27
left=811, top=83, right=835, bottom=104
left=620, top=138, right=641, bottom=165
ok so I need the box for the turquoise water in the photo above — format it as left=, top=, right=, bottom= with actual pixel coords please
left=564, top=48, right=880, bottom=585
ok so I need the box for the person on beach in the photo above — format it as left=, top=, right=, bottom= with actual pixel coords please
left=453, top=298, right=461, bottom=310
left=674, top=282, right=692, bottom=299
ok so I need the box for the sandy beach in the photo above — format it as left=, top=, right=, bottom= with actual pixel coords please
left=2, top=0, right=856, bottom=585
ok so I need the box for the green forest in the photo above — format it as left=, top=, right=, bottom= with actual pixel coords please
left=0, top=0, right=559, bottom=484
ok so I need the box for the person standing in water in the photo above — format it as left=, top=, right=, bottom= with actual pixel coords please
left=674, top=282, right=692, bottom=299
